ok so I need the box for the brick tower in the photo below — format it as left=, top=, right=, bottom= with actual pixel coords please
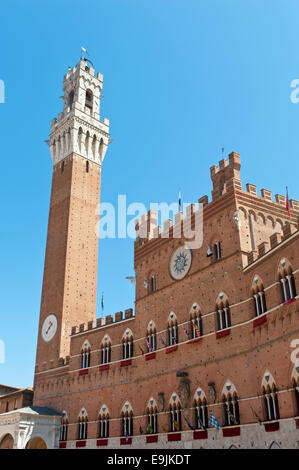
left=34, top=59, right=110, bottom=375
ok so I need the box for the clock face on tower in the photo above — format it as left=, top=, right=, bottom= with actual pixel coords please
left=41, top=314, right=58, bottom=342
left=169, top=246, right=192, bottom=280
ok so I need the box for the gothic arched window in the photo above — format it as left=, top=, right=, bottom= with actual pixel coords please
left=279, top=259, right=296, bottom=303
left=168, top=312, right=178, bottom=346
left=98, top=405, right=110, bottom=438
left=77, top=409, right=88, bottom=440
left=252, top=276, right=267, bottom=317
left=169, top=394, right=181, bottom=432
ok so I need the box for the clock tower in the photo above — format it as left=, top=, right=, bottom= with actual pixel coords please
left=34, top=59, right=110, bottom=373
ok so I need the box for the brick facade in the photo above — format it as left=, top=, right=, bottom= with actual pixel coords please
left=32, top=61, right=299, bottom=449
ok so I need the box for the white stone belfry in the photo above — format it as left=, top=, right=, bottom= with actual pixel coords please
left=48, top=59, right=110, bottom=166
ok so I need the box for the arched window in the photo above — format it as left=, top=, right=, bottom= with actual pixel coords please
left=168, top=312, right=178, bottom=346
left=279, top=259, right=297, bottom=303
left=146, top=398, right=158, bottom=434
left=216, top=293, right=231, bottom=331
left=194, top=388, right=208, bottom=429
left=252, top=276, right=267, bottom=316
left=122, top=329, right=133, bottom=359
left=223, top=393, right=240, bottom=426
left=85, top=89, right=93, bottom=113
left=169, top=394, right=182, bottom=431
left=98, top=405, right=110, bottom=438
left=68, top=89, right=74, bottom=109
left=146, top=321, right=156, bottom=352
left=190, top=304, right=202, bottom=338
left=81, top=341, right=90, bottom=369
left=150, top=275, right=156, bottom=292
left=60, top=412, right=68, bottom=441
left=77, top=409, right=88, bottom=440
left=121, top=402, right=133, bottom=437
left=214, top=242, right=222, bottom=260
left=101, top=336, right=111, bottom=364
left=263, top=384, right=280, bottom=421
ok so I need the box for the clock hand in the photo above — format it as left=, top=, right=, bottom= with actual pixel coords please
left=46, top=321, right=53, bottom=335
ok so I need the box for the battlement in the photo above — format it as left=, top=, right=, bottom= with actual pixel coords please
left=210, top=151, right=242, bottom=201
left=246, top=224, right=299, bottom=265
left=70, top=309, right=134, bottom=336
left=134, top=201, right=204, bottom=246
left=63, top=59, right=103, bottom=83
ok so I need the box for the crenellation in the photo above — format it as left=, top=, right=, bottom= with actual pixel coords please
left=261, top=189, right=273, bottom=202
left=270, top=232, right=282, bottom=249
left=105, top=315, right=113, bottom=325
left=96, top=318, right=104, bottom=328
left=115, top=311, right=123, bottom=322
left=258, top=241, right=269, bottom=257
left=275, top=194, right=285, bottom=205
left=246, top=183, right=257, bottom=196
left=125, top=308, right=133, bottom=319
left=198, top=195, right=209, bottom=205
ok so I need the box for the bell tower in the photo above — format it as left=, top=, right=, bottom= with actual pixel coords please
left=34, top=59, right=110, bottom=374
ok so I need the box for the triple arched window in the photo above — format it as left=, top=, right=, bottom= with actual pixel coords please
left=122, top=330, right=134, bottom=359
left=146, top=399, right=158, bottom=434
left=101, top=338, right=111, bottom=364
left=279, top=263, right=296, bottom=303
left=81, top=342, right=90, bottom=369
left=121, top=403, right=134, bottom=437
left=194, top=395, right=208, bottom=429
left=263, top=384, right=280, bottom=421
left=223, top=394, right=240, bottom=426
left=169, top=395, right=182, bottom=431
left=59, top=413, right=68, bottom=441
left=190, top=304, right=202, bottom=338
left=252, top=276, right=267, bottom=316
left=78, top=409, right=88, bottom=440
left=98, top=406, right=110, bottom=438
left=168, top=313, right=178, bottom=346
left=146, top=322, right=157, bottom=352
left=216, top=294, right=231, bottom=331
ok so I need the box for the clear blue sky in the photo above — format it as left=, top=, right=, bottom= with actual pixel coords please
left=0, top=0, right=298, bottom=388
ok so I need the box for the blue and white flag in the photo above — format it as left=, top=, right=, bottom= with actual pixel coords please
left=209, top=412, right=220, bottom=430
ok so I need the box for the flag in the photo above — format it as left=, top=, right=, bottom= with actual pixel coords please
left=101, top=292, right=104, bottom=312
left=250, top=405, right=262, bottom=425
left=138, top=343, right=144, bottom=355
left=182, top=326, right=189, bottom=338
left=178, top=190, right=182, bottom=212
left=209, top=412, right=220, bottom=430
left=183, top=414, right=195, bottom=430
left=160, top=335, right=166, bottom=347
left=191, top=322, right=200, bottom=337
left=146, top=339, right=153, bottom=352
left=139, top=426, right=144, bottom=434
left=173, top=420, right=180, bottom=430
left=227, top=408, right=238, bottom=425
left=286, top=186, right=291, bottom=220
left=146, top=423, right=153, bottom=434
left=197, top=416, right=207, bottom=431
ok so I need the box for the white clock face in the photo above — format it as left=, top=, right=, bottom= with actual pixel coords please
left=41, top=314, right=58, bottom=342
left=169, top=246, right=192, bottom=280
